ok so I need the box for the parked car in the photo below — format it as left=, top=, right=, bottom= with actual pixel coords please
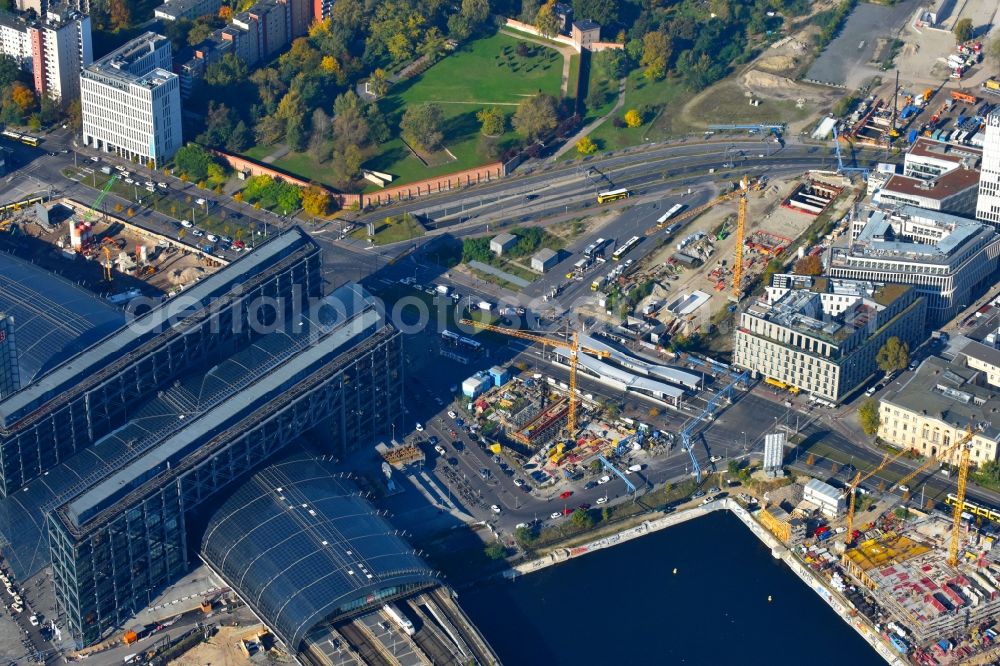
left=597, top=475, right=612, bottom=484
left=596, top=496, right=608, bottom=505
left=447, top=410, right=457, bottom=419
left=559, top=490, right=572, bottom=499
left=490, top=504, right=502, bottom=514
left=709, top=455, right=724, bottom=463
left=415, top=423, right=424, bottom=432
left=550, top=512, right=562, bottom=519
left=433, top=444, right=446, bottom=455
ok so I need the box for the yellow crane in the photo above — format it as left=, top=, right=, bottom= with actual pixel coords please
left=731, top=175, right=752, bottom=301
left=948, top=427, right=975, bottom=567
left=844, top=448, right=909, bottom=544
left=647, top=176, right=764, bottom=236
left=459, top=319, right=609, bottom=435
left=102, top=245, right=113, bottom=282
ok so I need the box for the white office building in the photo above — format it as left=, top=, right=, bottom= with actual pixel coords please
left=873, top=137, right=981, bottom=217
left=0, top=6, right=92, bottom=104
left=733, top=275, right=927, bottom=402
left=977, top=111, right=1000, bottom=227
left=80, top=33, right=182, bottom=167
left=828, top=204, right=1000, bottom=325
left=803, top=478, right=846, bottom=518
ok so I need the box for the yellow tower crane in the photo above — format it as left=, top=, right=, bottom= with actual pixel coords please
left=459, top=319, right=609, bottom=435
left=948, top=427, right=975, bottom=567
left=843, top=448, right=909, bottom=545
left=730, top=175, right=752, bottom=302
left=102, top=245, right=113, bottom=282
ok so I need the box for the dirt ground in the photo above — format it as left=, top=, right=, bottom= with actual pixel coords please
left=888, top=0, right=1000, bottom=89
left=633, top=173, right=858, bottom=341
left=7, top=200, right=221, bottom=296
left=168, top=625, right=257, bottom=666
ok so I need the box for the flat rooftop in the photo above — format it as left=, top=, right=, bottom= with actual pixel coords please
left=879, top=168, right=979, bottom=204
left=0, top=227, right=317, bottom=429
left=0, top=252, right=125, bottom=389
left=880, top=355, right=1000, bottom=442
left=83, top=32, right=170, bottom=83
left=907, top=136, right=981, bottom=164
left=845, top=205, right=988, bottom=263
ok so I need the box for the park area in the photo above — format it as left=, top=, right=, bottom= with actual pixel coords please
left=253, top=32, right=564, bottom=191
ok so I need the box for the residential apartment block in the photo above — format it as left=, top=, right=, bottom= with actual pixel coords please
left=154, top=0, right=222, bottom=22
left=878, top=346, right=1000, bottom=467
left=0, top=6, right=92, bottom=104
left=828, top=204, right=1000, bottom=325
left=977, top=110, right=1000, bottom=226
left=80, top=33, right=181, bottom=167
left=873, top=137, right=981, bottom=217
left=733, top=275, right=927, bottom=402
left=178, top=0, right=310, bottom=97
left=15, top=0, right=89, bottom=14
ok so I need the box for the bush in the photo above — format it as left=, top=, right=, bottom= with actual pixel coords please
left=241, top=175, right=302, bottom=213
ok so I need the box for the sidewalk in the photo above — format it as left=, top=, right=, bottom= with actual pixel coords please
left=550, top=76, right=626, bottom=160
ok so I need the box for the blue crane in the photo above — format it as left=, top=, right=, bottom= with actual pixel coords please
left=679, top=369, right=750, bottom=483
left=832, top=126, right=870, bottom=180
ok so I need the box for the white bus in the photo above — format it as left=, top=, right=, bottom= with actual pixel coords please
left=656, top=204, right=684, bottom=226
left=612, top=236, right=641, bottom=261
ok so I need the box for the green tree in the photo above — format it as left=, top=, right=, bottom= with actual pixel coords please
left=727, top=460, right=740, bottom=475
left=519, top=0, right=541, bottom=23
left=535, top=0, right=561, bottom=38
left=572, top=0, right=617, bottom=25
left=571, top=508, right=594, bottom=530
left=601, top=506, right=610, bottom=522
left=640, top=31, right=671, bottom=81
left=461, top=0, right=490, bottom=28
left=953, top=18, right=974, bottom=43
left=109, top=0, right=131, bottom=30
left=513, top=93, right=558, bottom=141
left=858, top=399, right=881, bottom=437
left=226, top=120, right=252, bottom=152
left=514, top=526, right=536, bottom=545
left=174, top=143, right=214, bottom=181
left=368, top=68, right=389, bottom=98
left=477, top=107, right=505, bottom=136
left=400, top=103, right=444, bottom=151
left=876, top=337, right=909, bottom=374
left=484, top=542, right=507, bottom=560
left=205, top=52, right=249, bottom=87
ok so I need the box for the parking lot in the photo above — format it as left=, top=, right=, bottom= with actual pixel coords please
left=805, top=0, right=920, bottom=88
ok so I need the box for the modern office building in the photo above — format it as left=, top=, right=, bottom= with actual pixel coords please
left=153, top=0, right=222, bottom=21
left=874, top=137, right=981, bottom=216
left=80, top=32, right=182, bottom=167
left=0, top=228, right=321, bottom=497
left=977, top=110, right=1000, bottom=226
left=828, top=204, right=1000, bottom=324
left=733, top=275, right=927, bottom=402
left=0, top=6, right=92, bottom=104
left=878, top=350, right=1000, bottom=467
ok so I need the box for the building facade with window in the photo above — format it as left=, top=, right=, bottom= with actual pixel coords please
left=80, top=33, right=181, bottom=167
left=733, top=275, right=927, bottom=402
left=0, top=6, right=92, bottom=104
left=877, top=351, right=1000, bottom=467
left=828, top=204, right=1000, bottom=325
left=977, top=110, right=1000, bottom=226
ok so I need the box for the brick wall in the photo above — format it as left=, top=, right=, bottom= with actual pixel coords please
left=360, top=163, right=503, bottom=207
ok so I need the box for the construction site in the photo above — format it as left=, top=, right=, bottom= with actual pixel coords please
left=753, top=424, right=1000, bottom=664
left=586, top=170, right=858, bottom=348
left=0, top=192, right=225, bottom=299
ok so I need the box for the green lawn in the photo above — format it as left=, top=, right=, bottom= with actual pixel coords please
left=349, top=214, right=425, bottom=245
left=584, top=70, right=688, bottom=153
left=363, top=32, right=563, bottom=187
left=243, top=144, right=277, bottom=161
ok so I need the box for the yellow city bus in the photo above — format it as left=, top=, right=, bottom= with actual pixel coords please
left=597, top=188, right=630, bottom=204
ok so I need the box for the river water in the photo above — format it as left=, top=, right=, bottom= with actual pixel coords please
left=459, top=511, right=883, bottom=665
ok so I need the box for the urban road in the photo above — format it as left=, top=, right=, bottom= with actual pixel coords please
left=3, top=128, right=944, bottom=532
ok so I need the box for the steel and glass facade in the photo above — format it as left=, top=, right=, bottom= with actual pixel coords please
left=45, top=284, right=402, bottom=646
left=0, top=228, right=321, bottom=496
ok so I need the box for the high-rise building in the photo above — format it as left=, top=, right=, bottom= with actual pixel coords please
left=80, top=32, right=181, bottom=167
left=976, top=110, right=1000, bottom=226
left=829, top=204, right=1000, bottom=325
left=733, top=275, right=927, bottom=402
left=0, top=6, right=92, bottom=104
